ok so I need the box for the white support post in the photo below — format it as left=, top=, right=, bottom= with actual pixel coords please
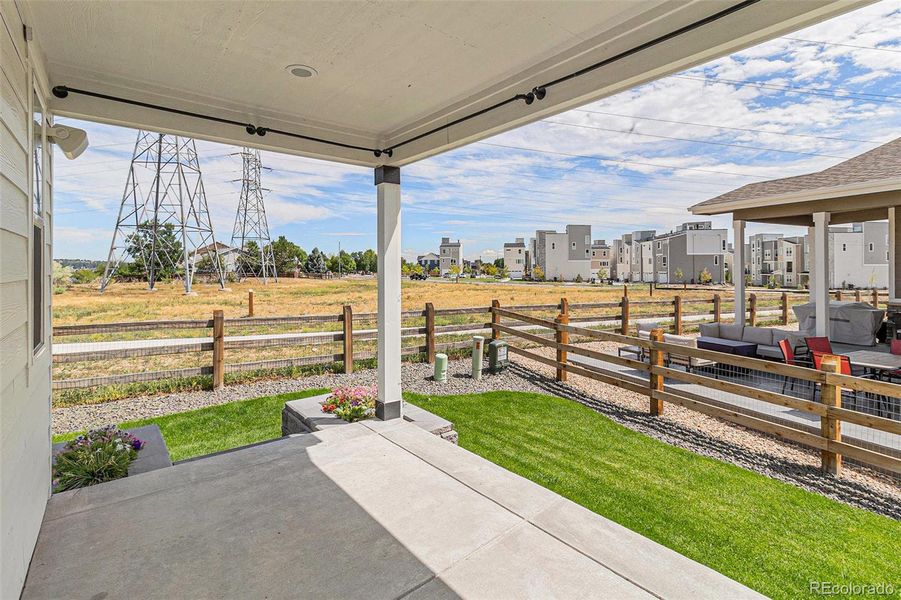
left=375, top=166, right=402, bottom=420
left=890, top=206, right=899, bottom=303
left=813, top=212, right=830, bottom=337
left=733, top=219, right=746, bottom=324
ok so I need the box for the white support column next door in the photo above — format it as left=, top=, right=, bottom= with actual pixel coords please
left=375, top=166, right=402, bottom=420
left=813, top=212, right=831, bottom=338
left=890, top=206, right=899, bottom=303
left=733, top=219, right=745, bottom=324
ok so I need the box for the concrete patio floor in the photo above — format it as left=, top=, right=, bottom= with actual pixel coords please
left=24, top=419, right=762, bottom=599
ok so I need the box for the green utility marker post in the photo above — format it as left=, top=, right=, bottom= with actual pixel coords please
left=434, top=353, right=448, bottom=383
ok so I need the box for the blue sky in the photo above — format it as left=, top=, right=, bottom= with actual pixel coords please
left=54, top=1, right=901, bottom=263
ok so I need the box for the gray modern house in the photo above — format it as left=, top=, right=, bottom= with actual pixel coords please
left=532, top=225, right=591, bottom=281
left=438, top=237, right=463, bottom=276
left=652, top=222, right=727, bottom=284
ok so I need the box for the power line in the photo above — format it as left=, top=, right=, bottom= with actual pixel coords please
left=477, top=141, right=777, bottom=179
left=781, top=37, right=901, bottom=54
left=675, top=74, right=901, bottom=103
left=570, top=108, right=883, bottom=144
left=541, top=119, right=853, bottom=158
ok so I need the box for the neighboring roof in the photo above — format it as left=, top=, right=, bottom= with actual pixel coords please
left=691, top=137, right=901, bottom=213
left=416, top=252, right=439, bottom=260
left=503, top=241, right=526, bottom=248
left=191, top=241, right=240, bottom=255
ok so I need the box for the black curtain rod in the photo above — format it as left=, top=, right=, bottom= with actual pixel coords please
left=52, top=0, right=759, bottom=160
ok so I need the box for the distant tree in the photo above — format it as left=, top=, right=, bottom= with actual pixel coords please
left=429, top=267, right=440, bottom=277
left=483, top=263, right=497, bottom=277
left=493, top=258, right=504, bottom=268
left=72, top=268, right=98, bottom=284
left=463, top=263, right=472, bottom=275
left=698, top=268, right=712, bottom=285
left=674, top=267, right=684, bottom=284
left=401, top=262, right=412, bottom=277
left=327, top=250, right=356, bottom=275
left=768, top=274, right=777, bottom=289
left=725, top=268, right=732, bottom=284
left=598, top=268, right=609, bottom=281
left=52, top=261, right=73, bottom=293
left=268, top=236, right=305, bottom=276
left=237, top=240, right=262, bottom=275
left=124, top=221, right=184, bottom=281
left=498, top=266, right=509, bottom=279
left=359, top=249, right=377, bottom=273
left=449, top=264, right=462, bottom=282
left=410, top=263, right=424, bottom=276
left=306, top=247, right=327, bottom=274
left=532, top=265, right=544, bottom=281
left=574, top=273, right=584, bottom=283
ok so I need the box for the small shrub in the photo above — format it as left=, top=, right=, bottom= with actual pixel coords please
left=321, top=385, right=377, bottom=422
left=53, top=426, right=144, bottom=491
left=698, top=268, right=712, bottom=285
left=574, top=273, right=584, bottom=283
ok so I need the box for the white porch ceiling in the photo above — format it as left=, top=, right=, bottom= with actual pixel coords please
left=25, top=0, right=868, bottom=167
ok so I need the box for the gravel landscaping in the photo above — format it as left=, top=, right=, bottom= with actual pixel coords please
left=53, top=351, right=900, bottom=519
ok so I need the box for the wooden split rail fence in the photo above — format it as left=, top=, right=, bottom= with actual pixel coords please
left=489, top=299, right=901, bottom=476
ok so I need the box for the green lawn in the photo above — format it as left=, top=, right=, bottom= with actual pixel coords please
left=405, top=391, right=900, bottom=600
left=55, top=388, right=899, bottom=598
left=54, top=388, right=328, bottom=462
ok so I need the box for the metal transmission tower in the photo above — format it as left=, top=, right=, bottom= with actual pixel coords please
left=230, top=148, right=277, bottom=282
left=100, top=131, right=226, bottom=293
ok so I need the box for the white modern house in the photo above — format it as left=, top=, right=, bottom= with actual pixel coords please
left=503, top=237, right=527, bottom=279
left=590, top=239, right=611, bottom=280
left=1, top=1, right=872, bottom=596
left=534, top=225, right=591, bottom=281
left=438, top=237, right=463, bottom=276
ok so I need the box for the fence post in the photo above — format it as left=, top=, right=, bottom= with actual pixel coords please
left=649, top=328, right=664, bottom=416
left=247, top=289, right=254, bottom=317
left=854, top=289, right=861, bottom=302
left=713, top=294, right=721, bottom=323
left=836, top=289, right=843, bottom=302
left=425, top=302, right=436, bottom=363
left=620, top=292, right=630, bottom=335
left=342, top=305, right=354, bottom=374
left=555, top=298, right=569, bottom=382
left=649, top=282, right=653, bottom=297
left=872, top=289, right=879, bottom=308
left=818, top=355, right=842, bottom=476
left=491, top=299, right=500, bottom=341
left=212, top=310, right=224, bottom=390
left=673, top=295, right=682, bottom=334
left=748, top=293, right=757, bottom=326
left=781, top=292, right=789, bottom=326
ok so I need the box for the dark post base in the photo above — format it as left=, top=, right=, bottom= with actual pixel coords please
left=376, top=400, right=402, bottom=421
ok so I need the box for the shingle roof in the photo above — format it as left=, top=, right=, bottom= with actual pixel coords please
left=691, top=137, right=901, bottom=211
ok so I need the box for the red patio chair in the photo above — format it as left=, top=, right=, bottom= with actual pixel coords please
left=778, top=339, right=812, bottom=395
left=891, top=339, right=901, bottom=356
left=804, top=336, right=833, bottom=355
left=810, top=351, right=884, bottom=411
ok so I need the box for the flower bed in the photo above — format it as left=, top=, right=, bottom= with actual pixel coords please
left=320, top=385, right=377, bottom=422
left=53, top=426, right=144, bottom=491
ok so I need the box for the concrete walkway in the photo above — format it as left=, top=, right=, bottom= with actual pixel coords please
left=24, top=420, right=762, bottom=599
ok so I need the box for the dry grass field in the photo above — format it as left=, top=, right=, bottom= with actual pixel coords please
left=53, top=276, right=737, bottom=324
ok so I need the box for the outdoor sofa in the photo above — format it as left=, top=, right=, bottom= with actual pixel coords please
left=698, top=322, right=805, bottom=360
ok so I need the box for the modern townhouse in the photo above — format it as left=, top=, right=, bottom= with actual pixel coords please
left=748, top=233, right=783, bottom=286
left=438, top=237, right=463, bottom=276
left=416, top=252, right=439, bottom=272
left=776, top=236, right=804, bottom=288
left=533, top=225, right=591, bottom=281
left=612, top=234, right=632, bottom=282
left=628, top=230, right=655, bottom=282
left=503, top=237, right=527, bottom=279
left=827, top=222, right=888, bottom=289
left=590, top=239, right=611, bottom=280
left=651, top=221, right=727, bottom=284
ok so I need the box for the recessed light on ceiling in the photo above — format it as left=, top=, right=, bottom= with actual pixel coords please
left=285, top=64, right=318, bottom=78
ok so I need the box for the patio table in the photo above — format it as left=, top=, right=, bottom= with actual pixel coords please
left=841, top=350, right=901, bottom=373
left=696, top=336, right=758, bottom=357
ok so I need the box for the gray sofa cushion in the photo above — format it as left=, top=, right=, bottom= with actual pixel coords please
left=742, top=326, right=773, bottom=346
left=756, top=345, right=783, bottom=360
left=719, top=323, right=744, bottom=341
left=771, top=330, right=791, bottom=345
left=699, top=323, right=719, bottom=338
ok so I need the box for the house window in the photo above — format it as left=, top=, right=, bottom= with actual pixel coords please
left=571, top=242, right=576, bottom=249
left=662, top=256, right=667, bottom=267
left=551, top=243, right=555, bottom=250
left=842, top=244, right=847, bottom=252
left=32, top=90, right=45, bottom=353
left=714, top=255, right=719, bottom=266
left=869, top=242, right=875, bottom=252
left=722, top=240, right=726, bottom=251
left=657, top=242, right=661, bottom=249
